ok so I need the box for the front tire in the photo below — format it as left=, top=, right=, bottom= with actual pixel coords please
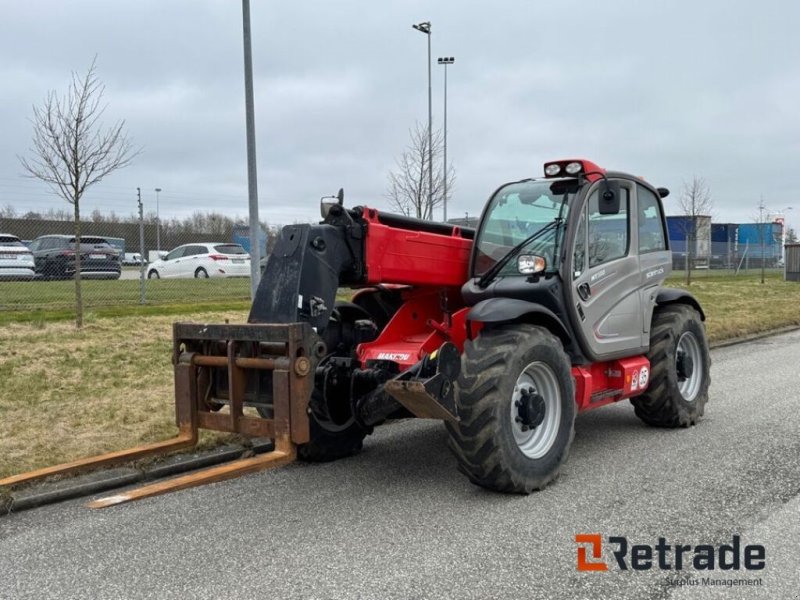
left=631, top=304, right=710, bottom=427
left=257, top=303, right=373, bottom=463
left=148, top=269, right=159, bottom=279
left=298, top=391, right=368, bottom=462
left=446, top=324, right=576, bottom=494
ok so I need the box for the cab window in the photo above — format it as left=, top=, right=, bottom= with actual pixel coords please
left=637, top=185, right=667, bottom=253
left=573, top=208, right=586, bottom=279
left=588, top=187, right=629, bottom=268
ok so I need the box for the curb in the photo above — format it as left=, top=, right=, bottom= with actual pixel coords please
left=709, top=325, right=800, bottom=349
left=1, top=439, right=273, bottom=516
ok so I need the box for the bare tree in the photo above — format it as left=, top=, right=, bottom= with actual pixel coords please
left=676, top=176, right=713, bottom=285
left=0, top=204, right=17, bottom=219
left=386, top=121, right=456, bottom=221
left=19, top=57, right=137, bottom=328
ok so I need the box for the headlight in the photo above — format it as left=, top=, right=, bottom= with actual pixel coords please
left=544, top=163, right=561, bottom=177
left=517, top=254, right=546, bottom=275
left=321, top=199, right=338, bottom=219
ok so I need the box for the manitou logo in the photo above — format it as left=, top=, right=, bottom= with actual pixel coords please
left=376, top=352, right=411, bottom=361
left=575, top=534, right=765, bottom=572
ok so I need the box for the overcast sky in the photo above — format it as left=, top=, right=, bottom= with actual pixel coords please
left=1, top=0, right=798, bottom=230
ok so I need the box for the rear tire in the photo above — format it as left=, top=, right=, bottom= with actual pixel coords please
left=446, top=324, right=576, bottom=493
left=195, top=267, right=208, bottom=279
left=631, top=304, right=710, bottom=427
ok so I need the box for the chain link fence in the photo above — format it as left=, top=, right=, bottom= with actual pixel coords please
left=0, top=209, right=275, bottom=316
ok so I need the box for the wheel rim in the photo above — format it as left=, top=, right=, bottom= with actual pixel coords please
left=676, top=331, right=703, bottom=402
left=196, top=269, right=208, bottom=278
left=509, top=361, right=562, bottom=459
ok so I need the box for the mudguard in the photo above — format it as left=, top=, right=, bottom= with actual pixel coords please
left=467, top=297, right=571, bottom=342
left=655, top=287, right=705, bottom=321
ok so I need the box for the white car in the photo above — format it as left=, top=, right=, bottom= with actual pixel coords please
left=146, top=243, right=251, bottom=279
left=0, top=233, right=36, bottom=280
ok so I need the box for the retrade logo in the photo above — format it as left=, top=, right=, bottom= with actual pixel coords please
left=575, top=534, right=765, bottom=572
left=575, top=534, right=608, bottom=571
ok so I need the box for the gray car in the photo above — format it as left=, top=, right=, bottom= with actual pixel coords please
left=29, top=235, right=121, bottom=280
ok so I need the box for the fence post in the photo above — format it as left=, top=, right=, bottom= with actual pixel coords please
left=137, top=188, right=146, bottom=305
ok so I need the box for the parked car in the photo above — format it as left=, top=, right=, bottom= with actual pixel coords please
left=122, top=252, right=145, bottom=266
left=0, top=233, right=36, bottom=280
left=146, top=243, right=251, bottom=279
left=28, top=235, right=121, bottom=280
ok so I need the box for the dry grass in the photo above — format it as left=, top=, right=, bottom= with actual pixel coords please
left=1, top=274, right=798, bottom=478
left=0, top=309, right=248, bottom=478
left=667, top=273, right=800, bottom=342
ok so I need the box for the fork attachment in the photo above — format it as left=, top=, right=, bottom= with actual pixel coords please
left=1, top=322, right=319, bottom=508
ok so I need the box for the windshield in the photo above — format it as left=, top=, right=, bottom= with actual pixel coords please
left=473, top=178, right=578, bottom=277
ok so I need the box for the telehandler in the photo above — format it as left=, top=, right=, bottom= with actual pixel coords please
left=1, top=158, right=710, bottom=507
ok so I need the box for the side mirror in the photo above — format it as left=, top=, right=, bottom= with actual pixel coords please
left=598, top=180, right=621, bottom=215
left=657, top=187, right=670, bottom=198
left=158, top=251, right=167, bottom=259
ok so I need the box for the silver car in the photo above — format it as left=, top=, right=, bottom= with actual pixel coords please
left=0, top=234, right=35, bottom=280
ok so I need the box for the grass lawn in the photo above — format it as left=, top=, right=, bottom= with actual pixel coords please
left=665, top=271, right=800, bottom=341
left=0, top=277, right=251, bottom=313
left=1, top=271, right=798, bottom=479
left=0, top=309, right=250, bottom=479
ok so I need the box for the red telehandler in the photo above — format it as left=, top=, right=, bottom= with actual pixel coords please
left=1, top=159, right=710, bottom=507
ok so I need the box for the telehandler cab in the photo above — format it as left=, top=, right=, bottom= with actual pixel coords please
left=2, top=158, right=710, bottom=506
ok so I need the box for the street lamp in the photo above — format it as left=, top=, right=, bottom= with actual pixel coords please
left=437, top=56, right=454, bottom=222
left=412, top=21, right=433, bottom=220
left=154, top=187, right=162, bottom=251
left=768, top=206, right=793, bottom=264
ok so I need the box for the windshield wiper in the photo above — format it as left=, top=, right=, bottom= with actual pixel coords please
left=476, top=219, right=561, bottom=289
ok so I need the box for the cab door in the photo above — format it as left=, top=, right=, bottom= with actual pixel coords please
left=570, top=181, right=645, bottom=359
left=635, top=183, right=672, bottom=343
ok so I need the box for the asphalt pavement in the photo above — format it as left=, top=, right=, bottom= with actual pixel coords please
left=2, top=330, right=799, bottom=600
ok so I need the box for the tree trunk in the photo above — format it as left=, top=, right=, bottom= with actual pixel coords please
left=73, top=200, right=84, bottom=328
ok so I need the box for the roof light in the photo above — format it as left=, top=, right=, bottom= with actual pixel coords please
left=544, top=163, right=561, bottom=177
left=543, top=159, right=606, bottom=182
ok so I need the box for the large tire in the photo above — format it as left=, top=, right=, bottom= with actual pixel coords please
left=295, top=303, right=373, bottom=462
left=446, top=324, right=576, bottom=494
left=631, top=304, right=710, bottom=427
left=298, top=391, right=368, bottom=462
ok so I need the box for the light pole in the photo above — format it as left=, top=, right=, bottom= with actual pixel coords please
left=242, top=0, right=261, bottom=299
left=437, top=56, right=454, bottom=222
left=154, top=187, right=162, bottom=251
left=412, top=21, right=433, bottom=220
left=768, top=206, right=793, bottom=264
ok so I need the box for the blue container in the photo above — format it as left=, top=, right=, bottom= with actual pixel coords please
left=232, top=224, right=267, bottom=255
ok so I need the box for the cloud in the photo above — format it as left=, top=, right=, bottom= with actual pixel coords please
left=1, top=0, right=798, bottom=231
